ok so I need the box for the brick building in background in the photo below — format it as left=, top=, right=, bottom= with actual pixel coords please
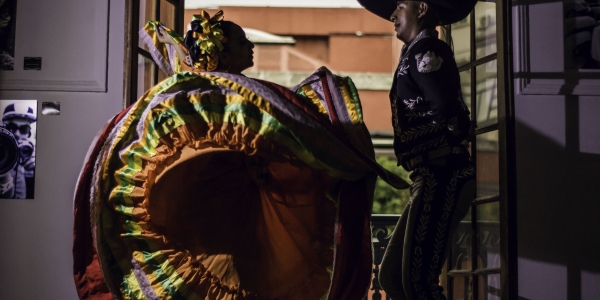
left=185, top=5, right=403, bottom=133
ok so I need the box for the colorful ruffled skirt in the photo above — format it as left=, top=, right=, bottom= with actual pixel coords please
left=73, top=69, right=406, bottom=300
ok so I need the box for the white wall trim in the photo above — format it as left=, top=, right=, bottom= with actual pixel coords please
left=0, top=79, right=107, bottom=92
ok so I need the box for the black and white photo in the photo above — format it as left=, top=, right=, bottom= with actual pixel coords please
left=0, top=0, right=17, bottom=70
left=0, top=100, right=36, bottom=199
left=564, top=0, right=600, bottom=69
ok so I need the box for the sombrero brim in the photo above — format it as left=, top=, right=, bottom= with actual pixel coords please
left=357, top=0, right=478, bottom=25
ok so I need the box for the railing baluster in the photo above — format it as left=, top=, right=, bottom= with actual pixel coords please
left=369, top=215, right=500, bottom=299
left=370, top=215, right=400, bottom=300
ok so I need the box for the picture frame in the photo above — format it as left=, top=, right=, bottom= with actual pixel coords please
left=514, top=1, right=600, bottom=96
left=0, top=0, right=109, bottom=92
left=0, top=99, right=37, bottom=199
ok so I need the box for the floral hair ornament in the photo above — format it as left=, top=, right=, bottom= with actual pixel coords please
left=185, top=10, right=228, bottom=71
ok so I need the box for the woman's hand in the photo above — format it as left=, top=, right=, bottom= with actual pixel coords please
left=156, top=25, right=192, bottom=68
left=156, top=25, right=175, bottom=45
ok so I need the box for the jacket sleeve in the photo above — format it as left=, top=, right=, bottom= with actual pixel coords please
left=407, top=40, right=463, bottom=126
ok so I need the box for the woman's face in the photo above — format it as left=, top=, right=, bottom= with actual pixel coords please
left=220, top=24, right=255, bottom=73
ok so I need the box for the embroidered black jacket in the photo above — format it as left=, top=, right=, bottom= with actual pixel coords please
left=390, top=29, right=471, bottom=167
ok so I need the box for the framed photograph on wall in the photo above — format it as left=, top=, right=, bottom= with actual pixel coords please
left=515, top=0, right=600, bottom=96
left=564, top=0, right=600, bottom=70
left=0, top=0, right=108, bottom=92
left=0, top=100, right=36, bottom=199
left=0, top=0, right=17, bottom=70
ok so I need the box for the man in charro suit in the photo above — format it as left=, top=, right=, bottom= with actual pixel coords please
left=357, top=0, right=478, bottom=299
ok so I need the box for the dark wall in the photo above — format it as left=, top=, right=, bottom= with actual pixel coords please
left=515, top=95, right=600, bottom=300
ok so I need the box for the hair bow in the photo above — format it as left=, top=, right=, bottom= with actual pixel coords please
left=186, top=10, right=228, bottom=71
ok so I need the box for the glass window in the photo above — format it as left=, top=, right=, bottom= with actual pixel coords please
left=451, top=15, right=471, bottom=68
left=484, top=274, right=502, bottom=300
left=460, top=70, right=472, bottom=113
left=138, top=0, right=157, bottom=50
left=450, top=208, right=473, bottom=271
left=137, top=55, right=156, bottom=99
left=475, top=1, right=497, bottom=60
left=476, top=202, right=501, bottom=269
left=444, top=2, right=504, bottom=298
left=475, top=130, right=499, bottom=198
left=129, top=0, right=184, bottom=105
left=452, top=276, right=473, bottom=300
left=159, top=0, right=176, bottom=29
left=475, top=60, right=498, bottom=127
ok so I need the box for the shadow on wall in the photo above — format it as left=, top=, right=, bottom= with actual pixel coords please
left=516, top=95, right=600, bottom=300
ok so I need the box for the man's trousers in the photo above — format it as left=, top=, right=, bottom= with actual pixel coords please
left=379, top=158, right=475, bottom=300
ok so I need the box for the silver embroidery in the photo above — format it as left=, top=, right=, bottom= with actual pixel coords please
left=396, top=29, right=436, bottom=77
left=447, top=117, right=458, bottom=132
left=392, top=96, right=401, bottom=136
left=397, top=56, right=410, bottom=76
left=403, top=96, right=424, bottom=110
left=415, top=51, right=443, bottom=73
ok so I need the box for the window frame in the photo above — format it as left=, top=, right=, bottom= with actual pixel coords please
left=440, top=0, right=517, bottom=299
left=123, top=0, right=185, bottom=107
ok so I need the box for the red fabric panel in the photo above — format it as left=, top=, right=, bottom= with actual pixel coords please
left=326, top=177, right=375, bottom=300
left=72, top=107, right=132, bottom=300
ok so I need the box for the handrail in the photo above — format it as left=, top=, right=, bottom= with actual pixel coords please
left=367, top=214, right=501, bottom=299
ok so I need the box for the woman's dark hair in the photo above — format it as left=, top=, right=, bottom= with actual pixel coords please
left=218, top=21, right=236, bottom=53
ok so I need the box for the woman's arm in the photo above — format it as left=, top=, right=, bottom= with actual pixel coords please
left=156, top=25, right=191, bottom=67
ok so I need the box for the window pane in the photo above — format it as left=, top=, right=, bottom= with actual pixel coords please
left=475, top=1, right=497, bottom=59
left=137, top=55, right=156, bottom=99
left=450, top=208, right=472, bottom=271
left=451, top=276, right=473, bottom=300
left=451, top=14, right=471, bottom=67
left=476, top=130, right=499, bottom=198
left=484, top=274, right=502, bottom=300
left=476, top=201, right=499, bottom=222
left=159, top=0, right=176, bottom=30
left=476, top=202, right=501, bottom=269
left=475, top=59, right=497, bottom=127
left=460, top=70, right=471, bottom=114
left=158, top=68, right=170, bottom=82
left=139, top=0, right=157, bottom=50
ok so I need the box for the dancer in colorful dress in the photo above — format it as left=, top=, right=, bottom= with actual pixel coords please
left=73, top=10, right=408, bottom=300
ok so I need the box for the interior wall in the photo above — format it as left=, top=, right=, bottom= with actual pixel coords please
left=0, top=0, right=125, bottom=299
left=512, top=1, right=600, bottom=299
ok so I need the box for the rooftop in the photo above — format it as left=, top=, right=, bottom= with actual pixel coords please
left=244, top=28, right=295, bottom=44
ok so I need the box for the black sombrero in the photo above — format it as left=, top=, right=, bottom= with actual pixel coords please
left=357, top=0, right=478, bottom=25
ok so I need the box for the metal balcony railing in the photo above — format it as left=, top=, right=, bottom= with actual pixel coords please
left=366, top=214, right=501, bottom=300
